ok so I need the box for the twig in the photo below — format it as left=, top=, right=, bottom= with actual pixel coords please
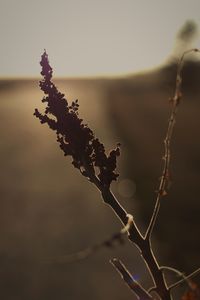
left=161, top=265, right=185, bottom=276
left=160, top=265, right=188, bottom=279
left=169, top=268, right=200, bottom=290
left=160, top=266, right=192, bottom=288
left=145, top=48, right=200, bottom=240
left=160, top=266, right=200, bottom=292
left=110, top=258, right=153, bottom=300
left=44, top=215, right=133, bottom=264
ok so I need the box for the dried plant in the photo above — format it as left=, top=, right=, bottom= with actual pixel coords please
left=34, top=49, right=200, bottom=300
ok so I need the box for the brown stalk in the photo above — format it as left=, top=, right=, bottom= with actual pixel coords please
left=145, top=48, right=200, bottom=240
left=169, top=268, right=200, bottom=291
left=89, top=170, right=172, bottom=299
left=110, top=258, right=153, bottom=300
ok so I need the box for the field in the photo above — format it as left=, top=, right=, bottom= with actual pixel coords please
left=0, top=60, right=199, bottom=299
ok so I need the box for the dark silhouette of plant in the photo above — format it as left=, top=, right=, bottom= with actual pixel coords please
left=34, top=50, right=200, bottom=300
left=34, top=51, right=120, bottom=188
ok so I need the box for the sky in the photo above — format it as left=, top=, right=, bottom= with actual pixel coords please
left=0, top=0, right=200, bottom=77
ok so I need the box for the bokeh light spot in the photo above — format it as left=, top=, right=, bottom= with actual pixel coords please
left=118, top=178, right=136, bottom=198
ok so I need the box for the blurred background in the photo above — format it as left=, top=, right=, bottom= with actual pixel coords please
left=0, top=0, right=200, bottom=299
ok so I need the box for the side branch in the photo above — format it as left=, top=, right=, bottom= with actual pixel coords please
left=145, top=101, right=177, bottom=240
left=110, top=258, right=153, bottom=300
left=145, top=48, right=200, bottom=240
left=45, top=214, right=134, bottom=264
left=169, top=268, right=200, bottom=290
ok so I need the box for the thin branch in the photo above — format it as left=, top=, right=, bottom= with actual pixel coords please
left=110, top=258, right=153, bottom=300
left=145, top=48, right=200, bottom=240
left=44, top=247, right=94, bottom=264
left=161, top=265, right=200, bottom=292
left=161, top=265, right=184, bottom=276
left=44, top=215, right=133, bottom=264
left=160, top=266, right=193, bottom=288
left=169, top=267, right=200, bottom=290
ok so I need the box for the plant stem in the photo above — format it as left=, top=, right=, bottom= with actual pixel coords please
left=110, top=258, right=153, bottom=300
left=169, top=268, right=200, bottom=290
left=145, top=48, right=200, bottom=240
left=100, top=187, right=172, bottom=300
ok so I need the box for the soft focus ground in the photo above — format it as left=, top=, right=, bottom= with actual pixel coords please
left=0, top=61, right=200, bottom=299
